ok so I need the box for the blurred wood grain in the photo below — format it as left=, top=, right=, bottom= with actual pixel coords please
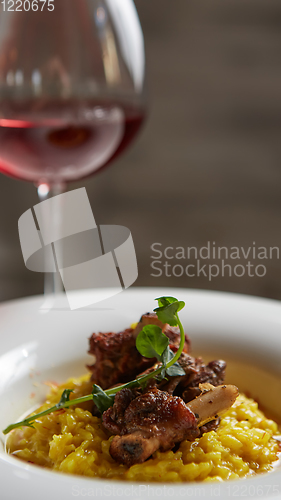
left=1, top=0, right=281, bottom=301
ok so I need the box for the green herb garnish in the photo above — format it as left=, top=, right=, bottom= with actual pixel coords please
left=56, top=389, right=73, bottom=408
left=92, top=385, right=115, bottom=414
left=136, top=325, right=169, bottom=361
left=3, top=296, right=186, bottom=435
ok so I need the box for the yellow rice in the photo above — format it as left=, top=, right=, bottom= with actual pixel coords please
left=7, top=375, right=280, bottom=482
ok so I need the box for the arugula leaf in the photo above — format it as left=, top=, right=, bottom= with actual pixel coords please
left=154, top=296, right=185, bottom=326
left=166, top=362, right=186, bottom=377
left=92, top=384, right=115, bottom=413
left=162, top=346, right=185, bottom=376
left=156, top=296, right=179, bottom=307
left=162, top=345, right=173, bottom=365
left=56, top=389, right=74, bottom=409
left=136, top=325, right=169, bottom=360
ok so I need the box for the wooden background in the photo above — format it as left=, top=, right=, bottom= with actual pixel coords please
left=1, top=0, right=281, bottom=302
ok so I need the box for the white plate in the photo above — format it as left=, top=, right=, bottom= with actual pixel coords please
left=0, top=288, right=281, bottom=500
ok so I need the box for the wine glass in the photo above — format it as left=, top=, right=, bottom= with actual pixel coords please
left=0, top=0, right=146, bottom=299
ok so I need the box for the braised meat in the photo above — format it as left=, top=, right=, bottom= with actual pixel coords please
left=180, top=358, right=226, bottom=403
left=199, top=417, right=220, bottom=434
left=87, top=313, right=190, bottom=389
left=103, top=387, right=200, bottom=466
left=101, top=387, right=140, bottom=435
left=161, top=353, right=226, bottom=434
left=87, top=311, right=236, bottom=467
left=87, top=328, right=151, bottom=389
left=102, top=383, right=239, bottom=466
left=156, top=353, right=226, bottom=400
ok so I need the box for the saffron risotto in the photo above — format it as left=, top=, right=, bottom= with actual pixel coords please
left=7, top=375, right=280, bottom=483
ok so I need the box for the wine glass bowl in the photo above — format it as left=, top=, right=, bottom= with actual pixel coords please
left=0, top=0, right=146, bottom=297
left=0, top=0, right=146, bottom=185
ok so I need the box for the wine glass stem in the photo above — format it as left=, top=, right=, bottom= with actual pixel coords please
left=37, top=181, right=66, bottom=296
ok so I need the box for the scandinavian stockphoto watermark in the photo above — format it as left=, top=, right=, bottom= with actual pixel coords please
left=71, top=483, right=281, bottom=498
left=18, top=188, right=138, bottom=310
left=72, top=485, right=208, bottom=498
left=150, top=242, right=279, bottom=281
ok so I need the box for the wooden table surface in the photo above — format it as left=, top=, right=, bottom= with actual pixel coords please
left=0, top=0, right=281, bottom=302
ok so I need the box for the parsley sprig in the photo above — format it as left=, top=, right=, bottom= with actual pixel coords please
left=3, top=296, right=186, bottom=435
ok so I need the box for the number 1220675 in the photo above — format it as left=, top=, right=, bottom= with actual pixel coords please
left=1, top=0, right=54, bottom=11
